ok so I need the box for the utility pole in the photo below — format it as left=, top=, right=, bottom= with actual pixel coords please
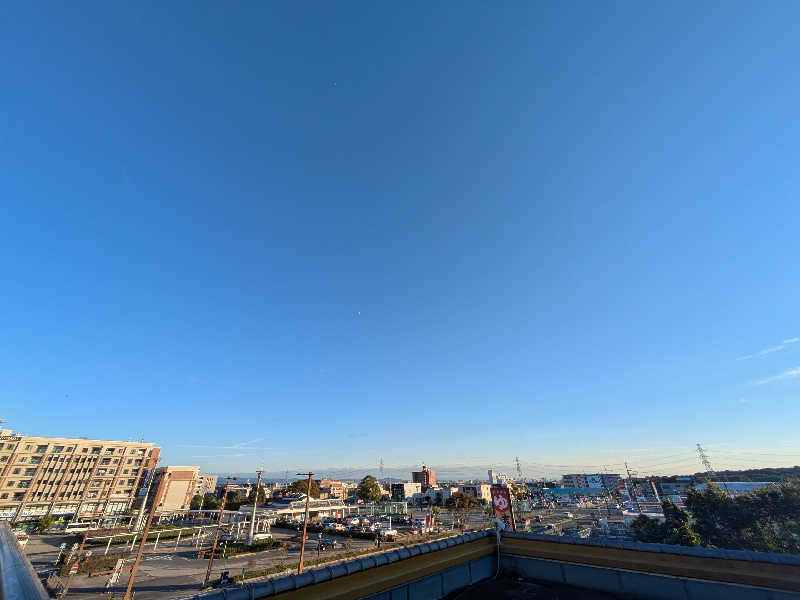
left=202, top=476, right=237, bottom=588
left=59, top=530, right=89, bottom=598
left=247, top=468, right=263, bottom=545
left=123, top=472, right=168, bottom=600
left=296, top=472, right=313, bottom=574
left=625, top=462, right=641, bottom=514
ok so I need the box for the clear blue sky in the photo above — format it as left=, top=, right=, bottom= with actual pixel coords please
left=2, top=2, right=800, bottom=479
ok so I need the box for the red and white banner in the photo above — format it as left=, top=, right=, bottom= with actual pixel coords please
left=490, top=486, right=515, bottom=531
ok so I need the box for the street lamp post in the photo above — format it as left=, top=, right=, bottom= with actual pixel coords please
left=296, top=472, right=313, bottom=574
left=247, top=469, right=263, bottom=545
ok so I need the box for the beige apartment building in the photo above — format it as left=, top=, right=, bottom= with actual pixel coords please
left=0, top=428, right=159, bottom=523
left=195, top=474, right=218, bottom=497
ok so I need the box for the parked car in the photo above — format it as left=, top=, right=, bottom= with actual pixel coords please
left=318, top=539, right=337, bottom=551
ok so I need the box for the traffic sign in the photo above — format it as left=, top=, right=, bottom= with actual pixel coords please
left=70, top=561, right=79, bottom=575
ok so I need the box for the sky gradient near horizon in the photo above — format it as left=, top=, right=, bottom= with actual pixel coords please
left=2, top=2, right=800, bottom=479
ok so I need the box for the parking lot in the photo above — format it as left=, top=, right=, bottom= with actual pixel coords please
left=23, top=514, right=462, bottom=600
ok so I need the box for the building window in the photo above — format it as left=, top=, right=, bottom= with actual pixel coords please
left=53, top=446, right=64, bottom=453
left=90, top=480, right=102, bottom=488
left=91, top=447, right=100, bottom=454
left=101, top=458, right=111, bottom=465
left=19, top=457, right=26, bottom=463
left=36, top=445, right=48, bottom=453
left=87, top=491, right=98, bottom=499
left=0, top=456, right=7, bottom=462
left=66, top=446, right=74, bottom=452
left=24, top=444, right=32, bottom=451
left=12, top=468, right=20, bottom=474
left=6, top=481, right=15, bottom=487
left=113, top=459, right=119, bottom=464
left=127, top=459, right=132, bottom=464
left=13, top=493, right=24, bottom=500
left=0, top=493, right=7, bottom=499
left=123, top=470, right=129, bottom=474
left=130, top=449, right=137, bottom=454
left=24, top=469, right=36, bottom=476
left=128, top=479, right=135, bottom=485
left=30, top=457, right=42, bottom=464
left=81, top=448, right=88, bottom=453
left=104, top=448, right=114, bottom=455
left=18, top=480, right=30, bottom=489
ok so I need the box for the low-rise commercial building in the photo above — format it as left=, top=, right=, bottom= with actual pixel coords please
left=0, top=429, right=159, bottom=523
left=562, top=473, right=621, bottom=489
left=391, top=482, right=422, bottom=501
left=425, top=486, right=459, bottom=503
left=461, top=483, right=492, bottom=502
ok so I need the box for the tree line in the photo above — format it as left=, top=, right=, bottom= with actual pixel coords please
left=630, top=478, right=800, bottom=554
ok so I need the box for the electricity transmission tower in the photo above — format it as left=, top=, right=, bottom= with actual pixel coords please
left=696, top=443, right=730, bottom=496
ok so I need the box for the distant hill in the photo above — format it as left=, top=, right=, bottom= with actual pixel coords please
left=645, top=465, right=800, bottom=485
left=693, top=465, right=800, bottom=482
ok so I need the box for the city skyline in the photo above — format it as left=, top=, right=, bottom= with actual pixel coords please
left=3, top=3, right=800, bottom=471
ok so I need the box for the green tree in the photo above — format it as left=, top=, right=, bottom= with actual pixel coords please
left=357, top=475, right=382, bottom=503
left=288, top=479, right=320, bottom=498
left=431, top=506, right=441, bottom=515
left=36, top=515, right=56, bottom=532
left=685, top=480, right=800, bottom=553
left=630, top=500, right=699, bottom=546
left=247, top=484, right=268, bottom=505
left=226, top=490, right=244, bottom=510
left=446, top=492, right=479, bottom=529
left=661, top=500, right=700, bottom=546
left=190, top=494, right=203, bottom=510
left=685, top=483, right=740, bottom=549
left=202, top=495, right=221, bottom=510
left=445, top=492, right=479, bottom=510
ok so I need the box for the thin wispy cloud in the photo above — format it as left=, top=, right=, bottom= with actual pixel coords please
left=177, top=443, right=275, bottom=451
left=754, top=366, right=800, bottom=385
left=739, top=337, right=799, bottom=360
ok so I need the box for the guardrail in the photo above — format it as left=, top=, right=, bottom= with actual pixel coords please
left=501, top=531, right=800, bottom=594
left=0, top=522, right=49, bottom=600
left=177, top=529, right=800, bottom=600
